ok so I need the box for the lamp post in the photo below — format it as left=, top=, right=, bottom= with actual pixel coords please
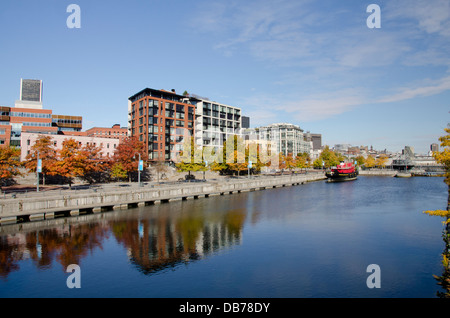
left=32, top=150, right=41, bottom=192
left=135, top=153, right=143, bottom=187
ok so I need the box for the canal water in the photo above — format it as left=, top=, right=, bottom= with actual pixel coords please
left=0, top=176, right=447, bottom=298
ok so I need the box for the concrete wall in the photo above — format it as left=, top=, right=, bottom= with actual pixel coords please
left=0, top=174, right=326, bottom=224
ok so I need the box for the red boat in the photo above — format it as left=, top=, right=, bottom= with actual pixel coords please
left=325, top=161, right=358, bottom=182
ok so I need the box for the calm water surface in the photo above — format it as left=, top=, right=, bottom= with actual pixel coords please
left=0, top=176, right=447, bottom=298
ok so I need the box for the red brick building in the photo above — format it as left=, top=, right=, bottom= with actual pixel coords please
left=86, top=124, right=128, bottom=142
left=128, top=88, right=195, bottom=162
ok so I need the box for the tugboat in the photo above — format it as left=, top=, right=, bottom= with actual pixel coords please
left=326, top=161, right=358, bottom=182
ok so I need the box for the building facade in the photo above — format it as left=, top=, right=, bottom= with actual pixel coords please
left=128, top=88, right=195, bottom=162
left=0, top=79, right=82, bottom=147
left=247, top=123, right=311, bottom=157
left=20, top=132, right=120, bottom=162
left=86, top=124, right=128, bottom=142
left=192, top=98, right=242, bottom=149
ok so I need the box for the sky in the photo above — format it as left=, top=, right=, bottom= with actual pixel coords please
left=0, top=0, right=449, bottom=154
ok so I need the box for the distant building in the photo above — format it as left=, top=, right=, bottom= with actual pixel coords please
left=0, top=79, right=82, bottom=147
left=86, top=124, right=128, bottom=142
left=241, top=116, right=250, bottom=129
left=430, top=143, right=439, bottom=153
left=311, top=134, right=322, bottom=150
left=247, top=123, right=311, bottom=156
left=20, top=79, right=43, bottom=103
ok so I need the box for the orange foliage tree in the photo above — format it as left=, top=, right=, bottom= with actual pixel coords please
left=111, top=136, right=147, bottom=182
left=24, top=135, right=57, bottom=185
left=48, top=138, right=85, bottom=189
left=0, top=146, right=22, bottom=186
left=79, top=143, right=110, bottom=184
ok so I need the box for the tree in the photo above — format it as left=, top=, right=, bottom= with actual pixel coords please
left=364, top=155, right=376, bottom=168
left=79, top=143, right=109, bottom=184
left=48, top=138, right=85, bottom=189
left=152, top=160, right=168, bottom=183
left=175, top=136, right=206, bottom=180
left=423, top=127, right=450, bottom=298
left=284, top=153, right=296, bottom=174
left=0, top=146, right=22, bottom=186
left=24, top=135, right=57, bottom=185
left=375, top=154, right=388, bottom=168
left=110, top=162, right=127, bottom=181
left=355, top=155, right=365, bottom=167
left=111, top=136, right=147, bottom=182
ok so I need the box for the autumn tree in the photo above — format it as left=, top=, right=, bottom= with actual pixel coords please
left=110, top=162, right=127, bottom=181
left=79, top=143, right=109, bottom=184
left=111, top=136, right=147, bottom=182
left=423, top=127, right=450, bottom=298
left=48, top=138, right=85, bottom=189
left=152, top=160, right=169, bottom=183
left=375, top=154, right=389, bottom=168
left=355, top=155, right=365, bottom=167
left=0, top=146, right=22, bottom=186
left=284, top=153, right=296, bottom=174
left=24, top=135, right=57, bottom=185
left=364, top=155, right=376, bottom=169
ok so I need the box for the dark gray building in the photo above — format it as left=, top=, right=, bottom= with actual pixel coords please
left=311, top=133, right=322, bottom=150
left=20, top=79, right=43, bottom=102
left=241, top=116, right=250, bottom=129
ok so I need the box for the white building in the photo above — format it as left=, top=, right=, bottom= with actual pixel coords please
left=245, top=123, right=311, bottom=157
left=191, top=98, right=242, bottom=149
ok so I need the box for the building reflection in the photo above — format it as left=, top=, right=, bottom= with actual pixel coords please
left=113, top=208, right=245, bottom=275
left=0, top=206, right=246, bottom=278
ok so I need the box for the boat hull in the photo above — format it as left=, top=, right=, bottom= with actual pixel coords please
left=325, top=171, right=358, bottom=182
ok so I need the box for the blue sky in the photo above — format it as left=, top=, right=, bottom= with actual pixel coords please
left=0, top=0, right=449, bottom=154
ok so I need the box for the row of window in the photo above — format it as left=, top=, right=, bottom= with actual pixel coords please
left=7, top=112, right=52, bottom=118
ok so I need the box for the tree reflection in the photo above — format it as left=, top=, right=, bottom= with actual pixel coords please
left=0, top=223, right=109, bottom=278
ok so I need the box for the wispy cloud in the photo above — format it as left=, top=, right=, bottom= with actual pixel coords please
left=191, top=0, right=450, bottom=125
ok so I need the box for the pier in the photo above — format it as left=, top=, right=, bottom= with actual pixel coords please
left=0, top=173, right=326, bottom=225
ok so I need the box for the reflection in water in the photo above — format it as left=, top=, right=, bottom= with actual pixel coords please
left=0, top=224, right=109, bottom=279
left=0, top=201, right=246, bottom=279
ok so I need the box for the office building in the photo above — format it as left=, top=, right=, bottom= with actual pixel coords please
left=0, top=79, right=82, bottom=147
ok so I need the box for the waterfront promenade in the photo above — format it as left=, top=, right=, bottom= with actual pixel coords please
left=0, top=172, right=326, bottom=225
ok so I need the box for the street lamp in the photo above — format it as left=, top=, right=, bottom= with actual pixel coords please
left=31, top=148, right=41, bottom=192
left=135, top=152, right=143, bottom=187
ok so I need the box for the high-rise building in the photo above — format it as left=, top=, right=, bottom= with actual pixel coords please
left=128, top=88, right=195, bottom=162
left=192, top=98, right=242, bottom=149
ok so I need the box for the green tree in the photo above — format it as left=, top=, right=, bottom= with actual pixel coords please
left=175, top=136, right=206, bottom=180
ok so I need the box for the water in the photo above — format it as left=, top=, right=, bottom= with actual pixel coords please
left=0, top=176, right=447, bottom=298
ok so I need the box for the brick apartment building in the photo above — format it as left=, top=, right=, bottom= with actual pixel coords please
left=128, top=88, right=195, bottom=162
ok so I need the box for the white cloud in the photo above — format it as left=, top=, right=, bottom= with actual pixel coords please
left=377, top=76, right=450, bottom=103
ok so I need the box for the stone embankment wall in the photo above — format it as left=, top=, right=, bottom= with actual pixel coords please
left=0, top=173, right=326, bottom=224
